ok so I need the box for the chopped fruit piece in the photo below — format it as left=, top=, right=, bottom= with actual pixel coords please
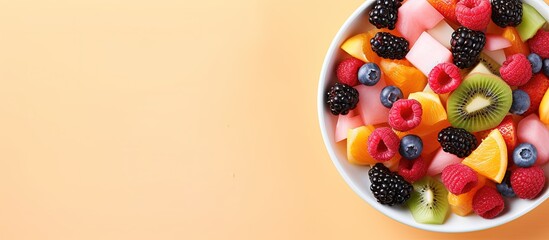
left=511, top=166, right=546, bottom=199
left=428, top=63, right=462, bottom=94
left=382, top=154, right=402, bottom=172
left=426, top=20, right=455, bottom=49
left=370, top=32, right=409, bottom=60
left=499, top=54, right=532, bottom=86
left=427, top=0, right=458, bottom=24
left=407, top=92, right=448, bottom=136
left=491, top=0, right=522, bottom=27
left=476, top=115, right=517, bottom=154
left=355, top=82, right=391, bottom=125
left=368, top=127, right=401, bottom=161
left=407, top=32, right=453, bottom=75
left=427, top=148, right=463, bottom=176
left=517, top=3, right=545, bottom=41
left=483, top=49, right=507, bottom=66
left=396, top=0, right=444, bottom=46
left=369, top=0, right=403, bottom=30
left=448, top=175, right=486, bottom=216
left=347, top=125, right=376, bottom=165
left=369, top=163, right=413, bottom=206
left=502, top=27, right=530, bottom=56
left=518, top=73, right=549, bottom=116
left=462, top=129, right=508, bottom=183
left=398, top=156, right=428, bottom=183
left=539, top=88, right=549, bottom=125
left=335, top=109, right=364, bottom=142
left=486, top=21, right=504, bottom=35
left=341, top=33, right=369, bottom=62
left=485, top=34, right=512, bottom=51
left=337, top=58, right=364, bottom=86
left=379, top=59, right=427, bottom=98
left=451, top=27, right=486, bottom=69
left=517, top=114, right=549, bottom=166
left=528, top=29, right=549, bottom=58
left=326, top=83, right=359, bottom=115
left=442, top=163, right=478, bottom=195
left=455, top=0, right=492, bottom=31
left=388, top=99, right=423, bottom=132
left=407, top=177, right=449, bottom=224
left=472, top=186, right=505, bottom=219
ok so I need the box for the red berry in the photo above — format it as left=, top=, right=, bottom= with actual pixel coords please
left=367, top=127, right=400, bottom=162
left=500, top=54, right=532, bottom=86
left=455, top=0, right=491, bottom=31
left=428, top=63, right=462, bottom=94
left=398, top=156, right=427, bottom=183
left=336, top=58, right=364, bottom=86
left=388, top=99, right=422, bottom=132
left=529, top=29, right=549, bottom=58
left=511, top=166, right=546, bottom=199
left=473, top=186, right=505, bottom=219
left=519, top=73, right=549, bottom=116
left=441, top=163, right=478, bottom=195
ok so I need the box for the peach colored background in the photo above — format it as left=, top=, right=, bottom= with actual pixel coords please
left=0, top=0, right=548, bottom=239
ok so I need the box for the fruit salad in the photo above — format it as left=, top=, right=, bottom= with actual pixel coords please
left=325, top=0, right=549, bottom=224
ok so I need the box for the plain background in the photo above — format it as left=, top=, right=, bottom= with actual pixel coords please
left=0, top=0, right=548, bottom=239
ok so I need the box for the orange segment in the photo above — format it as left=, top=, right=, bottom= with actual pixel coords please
left=502, top=27, right=530, bottom=56
left=408, top=92, right=448, bottom=136
left=341, top=33, right=369, bottom=62
left=462, top=129, right=508, bottom=183
left=379, top=59, right=427, bottom=98
left=448, top=175, right=487, bottom=216
left=347, top=126, right=376, bottom=165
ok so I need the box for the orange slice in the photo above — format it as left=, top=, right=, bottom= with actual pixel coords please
left=407, top=92, right=448, bottom=136
left=379, top=59, right=427, bottom=98
left=502, top=27, right=530, bottom=56
left=462, top=129, right=508, bottom=183
left=341, top=33, right=369, bottom=62
left=347, top=125, right=376, bottom=165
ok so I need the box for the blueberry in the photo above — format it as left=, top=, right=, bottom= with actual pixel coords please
left=380, top=86, right=403, bottom=108
left=399, top=134, right=423, bottom=160
left=528, top=53, right=543, bottom=73
left=544, top=59, right=549, bottom=77
left=513, top=143, right=538, bottom=168
left=358, top=63, right=381, bottom=86
left=510, top=89, right=530, bottom=115
left=496, top=171, right=515, bottom=198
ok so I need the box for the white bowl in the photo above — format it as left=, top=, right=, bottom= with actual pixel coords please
left=318, top=0, right=549, bottom=233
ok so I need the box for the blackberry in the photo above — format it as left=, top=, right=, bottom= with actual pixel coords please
left=370, top=32, right=409, bottom=60
left=369, top=0, right=403, bottom=30
left=491, top=0, right=522, bottom=27
left=368, top=163, right=413, bottom=206
left=451, top=27, right=486, bottom=69
left=437, top=127, right=477, bottom=158
left=326, top=83, right=359, bottom=115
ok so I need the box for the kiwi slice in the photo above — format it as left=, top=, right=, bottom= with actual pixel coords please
left=517, top=3, right=546, bottom=41
left=407, top=177, right=449, bottom=224
left=478, top=53, right=501, bottom=76
left=447, top=73, right=512, bottom=133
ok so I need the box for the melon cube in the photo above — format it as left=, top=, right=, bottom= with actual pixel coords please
left=517, top=114, right=549, bottom=166
left=485, top=34, right=512, bottom=51
left=396, top=0, right=444, bottom=46
left=427, top=148, right=463, bottom=176
left=354, top=79, right=390, bottom=125
left=406, top=32, right=453, bottom=76
left=335, top=109, right=364, bottom=142
left=426, top=20, right=454, bottom=49
left=483, top=49, right=506, bottom=65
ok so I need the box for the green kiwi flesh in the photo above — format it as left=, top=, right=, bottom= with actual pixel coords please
left=517, top=3, right=546, bottom=41
left=407, top=177, right=448, bottom=225
left=478, top=53, right=501, bottom=76
left=447, top=73, right=512, bottom=133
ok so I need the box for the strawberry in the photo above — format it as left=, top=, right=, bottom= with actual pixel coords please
left=519, top=74, right=549, bottom=116
left=476, top=115, right=517, bottom=163
left=427, top=0, right=459, bottom=24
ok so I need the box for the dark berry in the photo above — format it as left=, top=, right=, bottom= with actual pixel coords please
left=368, top=163, right=413, bottom=206
left=510, top=89, right=531, bottom=115
left=358, top=62, right=381, bottom=86
left=370, top=32, right=409, bottom=60
left=399, top=135, right=423, bottom=160
left=543, top=59, right=549, bottom=77
left=369, top=0, right=403, bottom=30
left=451, top=27, right=486, bottom=69
left=528, top=53, right=542, bottom=74
left=326, top=83, right=359, bottom=115
left=491, top=0, right=522, bottom=28
left=380, top=85, right=403, bottom=108
left=437, top=127, right=477, bottom=158
left=513, top=143, right=538, bottom=168
left=497, top=171, right=516, bottom=197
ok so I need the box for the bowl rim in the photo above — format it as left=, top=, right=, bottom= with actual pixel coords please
left=318, top=0, right=549, bottom=233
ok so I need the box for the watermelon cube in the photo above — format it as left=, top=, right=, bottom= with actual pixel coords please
left=335, top=109, right=364, bottom=142
left=517, top=114, right=549, bottom=166
left=354, top=79, right=390, bottom=126
left=396, top=0, right=444, bottom=46
left=483, top=49, right=506, bottom=65
left=426, top=20, right=454, bottom=49
left=406, top=32, right=453, bottom=76
left=485, top=34, right=512, bottom=51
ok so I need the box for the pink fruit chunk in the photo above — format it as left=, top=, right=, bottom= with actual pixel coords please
left=427, top=148, right=463, bottom=176
left=406, top=32, right=453, bottom=76
left=354, top=80, right=390, bottom=125
left=485, top=34, right=512, bottom=51
left=483, top=49, right=506, bottom=65
left=517, top=114, right=549, bottom=165
left=396, top=0, right=444, bottom=46
left=335, top=110, right=364, bottom=142
left=426, top=20, right=454, bottom=49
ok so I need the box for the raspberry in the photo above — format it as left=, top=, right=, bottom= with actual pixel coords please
left=388, top=99, right=422, bottom=131
left=528, top=29, right=549, bottom=59
left=511, top=166, right=546, bottom=199
left=367, top=127, right=400, bottom=162
left=336, top=58, right=364, bottom=86
left=441, top=163, right=478, bottom=195
left=500, top=54, right=533, bottom=86
left=398, top=156, right=427, bottom=183
left=428, top=63, right=462, bottom=94
left=473, top=186, right=505, bottom=219
left=455, top=0, right=492, bottom=31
